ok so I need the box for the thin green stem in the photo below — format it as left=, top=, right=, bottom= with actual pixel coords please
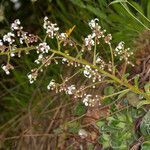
left=102, top=89, right=130, bottom=99
left=50, top=49, right=150, bottom=100
left=0, top=46, right=149, bottom=101
left=0, top=46, right=35, bottom=56
left=36, top=53, right=55, bottom=72
left=109, top=44, right=115, bottom=75
left=93, top=38, right=97, bottom=65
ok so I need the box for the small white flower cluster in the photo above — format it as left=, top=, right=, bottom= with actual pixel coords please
left=58, top=32, right=73, bottom=46
left=36, top=42, right=50, bottom=54
left=96, top=56, right=106, bottom=70
left=43, top=17, right=59, bottom=38
left=58, top=33, right=67, bottom=41
left=62, top=58, right=69, bottom=64
left=115, top=41, right=125, bottom=56
left=107, top=61, right=113, bottom=72
left=83, top=65, right=92, bottom=78
left=84, top=34, right=95, bottom=50
left=65, top=85, right=76, bottom=95
left=83, top=65, right=102, bottom=83
left=1, top=63, right=14, bottom=75
left=104, top=34, right=112, bottom=45
left=11, top=19, right=23, bottom=31
left=3, top=32, right=15, bottom=44
left=83, top=94, right=100, bottom=107
left=0, top=19, right=38, bottom=48
left=34, top=54, right=43, bottom=64
left=47, top=79, right=56, bottom=90
left=84, top=18, right=111, bottom=50
left=19, top=32, right=28, bottom=44
left=10, top=45, right=17, bottom=57
left=88, top=18, right=99, bottom=29
left=27, top=69, right=38, bottom=84
left=115, top=41, right=134, bottom=65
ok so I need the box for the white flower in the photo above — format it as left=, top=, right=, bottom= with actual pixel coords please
left=19, top=32, right=28, bottom=44
left=1, top=64, right=14, bottom=75
left=84, top=34, right=95, bottom=50
left=27, top=72, right=38, bottom=84
left=58, top=33, right=67, bottom=40
left=78, top=129, right=88, bottom=139
left=43, top=17, right=59, bottom=38
left=88, top=18, right=99, bottom=29
left=83, top=65, right=92, bottom=78
left=3, top=32, right=15, bottom=44
left=115, top=41, right=124, bottom=51
left=96, top=56, right=105, bottom=70
left=62, top=58, right=68, bottom=64
left=2, top=65, right=10, bottom=75
left=83, top=94, right=92, bottom=106
left=66, top=85, right=76, bottom=95
left=36, top=42, right=50, bottom=53
left=34, top=54, right=43, bottom=64
left=0, top=39, right=3, bottom=46
left=47, top=79, right=56, bottom=90
left=11, top=19, right=22, bottom=31
left=10, top=53, right=15, bottom=57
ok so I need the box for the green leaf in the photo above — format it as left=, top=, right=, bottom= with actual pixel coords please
left=137, top=100, right=150, bottom=108
left=87, top=143, right=94, bottom=150
left=86, top=5, right=107, bottom=20
left=104, top=86, right=115, bottom=96
left=134, top=74, right=140, bottom=88
left=70, top=0, right=85, bottom=8
left=116, top=122, right=126, bottom=128
left=147, top=1, right=150, bottom=19
left=96, top=120, right=105, bottom=128
left=130, top=1, right=144, bottom=14
left=126, top=92, right=140, bottom=107
left=144, top=83, right=150, bottom=94
left=117, top=89, right=129, bottom=99
left=67, top=121, right=80, bottom=134
left=140, top=110, right=150, bottom=135
left=74, top=102, right=86, bottom=116
left=141, top=141, right=150, bottom=150
left=109, top=0, right=127, bottom=5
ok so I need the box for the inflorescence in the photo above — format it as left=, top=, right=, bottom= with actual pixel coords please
left=0, top=17, right=134, bottom=107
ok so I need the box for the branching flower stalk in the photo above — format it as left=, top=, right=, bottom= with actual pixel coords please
left=0, top=17, right=150, bottom=107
